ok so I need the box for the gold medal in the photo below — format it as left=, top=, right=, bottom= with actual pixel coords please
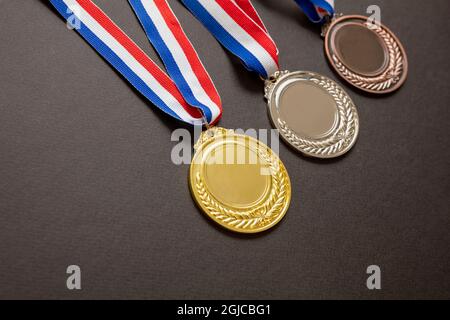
left=50, top=0, right=292, bottom=234
left=189, top=127, right=291, bottom=233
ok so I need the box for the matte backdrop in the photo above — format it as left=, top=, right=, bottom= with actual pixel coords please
left=0, top=0, right=449, bottom=299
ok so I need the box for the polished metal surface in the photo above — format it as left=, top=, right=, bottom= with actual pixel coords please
left=325, top=15, right=408, bottom=94
left=266, top=71, right=359, bottom=158
left=189, top=127, right=291, bottom=233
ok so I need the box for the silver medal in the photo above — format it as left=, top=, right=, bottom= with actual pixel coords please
left=265, top=71, right=359, bottom=158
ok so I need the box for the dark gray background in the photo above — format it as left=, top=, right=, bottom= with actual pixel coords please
left=0, top=0, right=449, bottom=299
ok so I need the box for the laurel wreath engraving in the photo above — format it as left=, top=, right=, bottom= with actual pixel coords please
left=332, top=23, right=404, bottom=92
left=194, top=143, right=289, bottom=231
left=275, top=74, right=358, bottom=157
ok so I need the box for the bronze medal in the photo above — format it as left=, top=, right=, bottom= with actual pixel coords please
left=324, top=15, right=408, bottom=94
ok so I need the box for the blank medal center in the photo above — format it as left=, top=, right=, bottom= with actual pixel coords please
left=279, top=81, right=338, bottom=139
left=334, top=24, right=387, bottom=75
left=204, top=144, right=270, bottom=207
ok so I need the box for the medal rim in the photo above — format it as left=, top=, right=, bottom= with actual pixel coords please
left=266, top=70, right=360, bottom=159
left=324, top=14, right=408, bottom=94
left=189, top=127, right=291, bottom=234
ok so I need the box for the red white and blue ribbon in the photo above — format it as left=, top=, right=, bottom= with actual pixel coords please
left=48, top=0, right=222, bottom=125
left=294, top=0, right=335, bottom=24
left=181, top=0, right=279, bottom=79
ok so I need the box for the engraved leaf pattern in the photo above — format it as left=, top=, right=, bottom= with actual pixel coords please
left=194, top=145, right=289, bottom=231
left=333, top=23, right=404, bottom=92
left=277, top=75, right=358, bottom=157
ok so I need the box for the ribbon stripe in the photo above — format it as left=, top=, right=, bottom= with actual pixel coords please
left=129, top=0, right=221, bottom=123
left=181, top=0, right=279, bottom=79
left=294, top=0, right=335, bottom=24
left=49, top=0, right=222, bottom=125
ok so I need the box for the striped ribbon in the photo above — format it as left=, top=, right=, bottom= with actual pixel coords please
left=181, top=0, right=279, bottom=79
left=294, top=0, right=335, bottom=24
left=48, top=0, right=222, bottom=125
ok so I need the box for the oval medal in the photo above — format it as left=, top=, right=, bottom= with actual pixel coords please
left=324, top=15, right=408, bottom=94
left=265, top=71, right=359, bottom=158
left=189, top=127, right=291, bottom=233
